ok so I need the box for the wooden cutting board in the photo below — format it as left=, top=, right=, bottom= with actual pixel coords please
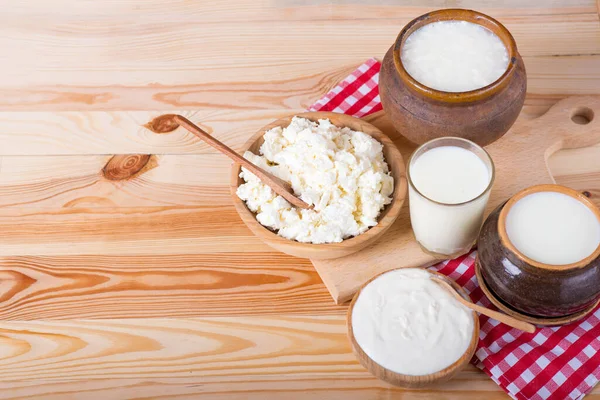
left=312, top=96, right=600, bottom=304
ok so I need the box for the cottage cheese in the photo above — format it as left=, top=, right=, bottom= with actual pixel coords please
left=236, top=117, right=394, bottom=244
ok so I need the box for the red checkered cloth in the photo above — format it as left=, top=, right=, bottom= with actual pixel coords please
left=309, top=57, right=600, bottom=400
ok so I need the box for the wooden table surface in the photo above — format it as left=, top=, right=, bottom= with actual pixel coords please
left=1, top=1, right=600, bottom=399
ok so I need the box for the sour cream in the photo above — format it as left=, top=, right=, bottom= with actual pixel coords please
left=351, top=268, right=475, bottom=376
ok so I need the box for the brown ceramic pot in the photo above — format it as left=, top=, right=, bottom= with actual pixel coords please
left=478, top=185, right=600, bottom=318
left=379, top=9, right=527, bottom=147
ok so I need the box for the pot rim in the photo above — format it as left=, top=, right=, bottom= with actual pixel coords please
left=393, top=8, right=519, bottom=103
left=498, top=184, right=600, bottom=271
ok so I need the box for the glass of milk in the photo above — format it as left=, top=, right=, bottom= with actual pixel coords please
left=407, top=137, right=495, bottom=258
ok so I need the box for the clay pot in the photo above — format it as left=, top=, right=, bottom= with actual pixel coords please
left=379, top=9, right=527, bottom=147
left=478, top=185, right=600, bottom=318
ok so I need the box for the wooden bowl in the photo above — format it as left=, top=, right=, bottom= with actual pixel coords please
left=347, top=269, right=479, bottom=388
left=379, top=8, right=526, bottom=146
left=230, top=112, right=407, bottom=260
left=478, top=184, right=600, bottom=318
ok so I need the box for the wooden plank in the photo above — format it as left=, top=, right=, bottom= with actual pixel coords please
left=0, top=254, right=342, bottom=320
left=0, top=155, right=230, bottom=207
left=0, top=375, right=509, bottom=400
left=525, top=56, right=600, bottom=95
left=0, top=316, right=506, bottom=399
left=0, top=68, right=356, bottom=112
left=0, top=110, right=301, bottom=156
left=1, top=0, right=594, bottom=19
left=0, top=64, right=597, bottom=113
left=0, top=206, right=272, bottom=256
left=0, top=1, right=596, bottom=91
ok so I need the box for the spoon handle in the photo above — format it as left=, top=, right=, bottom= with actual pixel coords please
left=432, top=277, right=536, bottom=334
left=173, top=115, right=312, bottom=209
left=462, top=299, right=536, bottom=334
left=174, top=115, right=250, bottom=169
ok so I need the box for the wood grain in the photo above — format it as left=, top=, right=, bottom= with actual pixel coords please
left=0, top=316, right=594, bottom=399
left=0, top=206, right=272, bottom=256
left=0, top=155, right=231, bottom=207
left=0, top=110, right=303, bottom=156
left=0, top=0, right=598, bottom=397
left=0, top=2, right=596, bottom=113
left=0, top=1, right=597, bottom=89
left=0, top=106, right=597, bottom=156
left=0, top=316, right=514, bottom=400
left=0, top=254, right=343, bottom=320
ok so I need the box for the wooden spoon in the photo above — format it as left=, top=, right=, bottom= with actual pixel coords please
left=156, top=114, right=312, bottom=209
left=431, top=276, right=536, bottom=334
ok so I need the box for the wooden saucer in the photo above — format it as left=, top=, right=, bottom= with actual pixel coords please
left=347, top=269, right=479, bottom=388
left=475, top=257, right=600, bottom=326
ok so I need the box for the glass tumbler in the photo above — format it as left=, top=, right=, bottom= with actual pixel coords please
left=407, top=137, right=495, bottom=259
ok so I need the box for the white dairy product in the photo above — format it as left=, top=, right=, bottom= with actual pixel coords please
left=401, top=20, right=509, bottom=92
left=409, top=145, right=492, bottom=256
left=505, top=191, right=600, bottom=265
left=352, top=268, right=474, bottom=376
left=236, top=117, right=394, bottom=244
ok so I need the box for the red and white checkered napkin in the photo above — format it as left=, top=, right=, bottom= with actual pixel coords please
left=309, top=57, right=600, bottom=400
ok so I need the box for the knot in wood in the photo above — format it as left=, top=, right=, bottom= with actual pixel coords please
left=103, top=154, right=151, bottom=181
left=144, top=114, right=179, bottom=133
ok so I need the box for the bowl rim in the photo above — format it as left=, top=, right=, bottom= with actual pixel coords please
left=498, top=184, right=600, bottom=271
left=347, top=268, right=480, bottom=387
left=393, top=8, right=519, bottom=103
left=230, top=111, right=407, bottom=252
